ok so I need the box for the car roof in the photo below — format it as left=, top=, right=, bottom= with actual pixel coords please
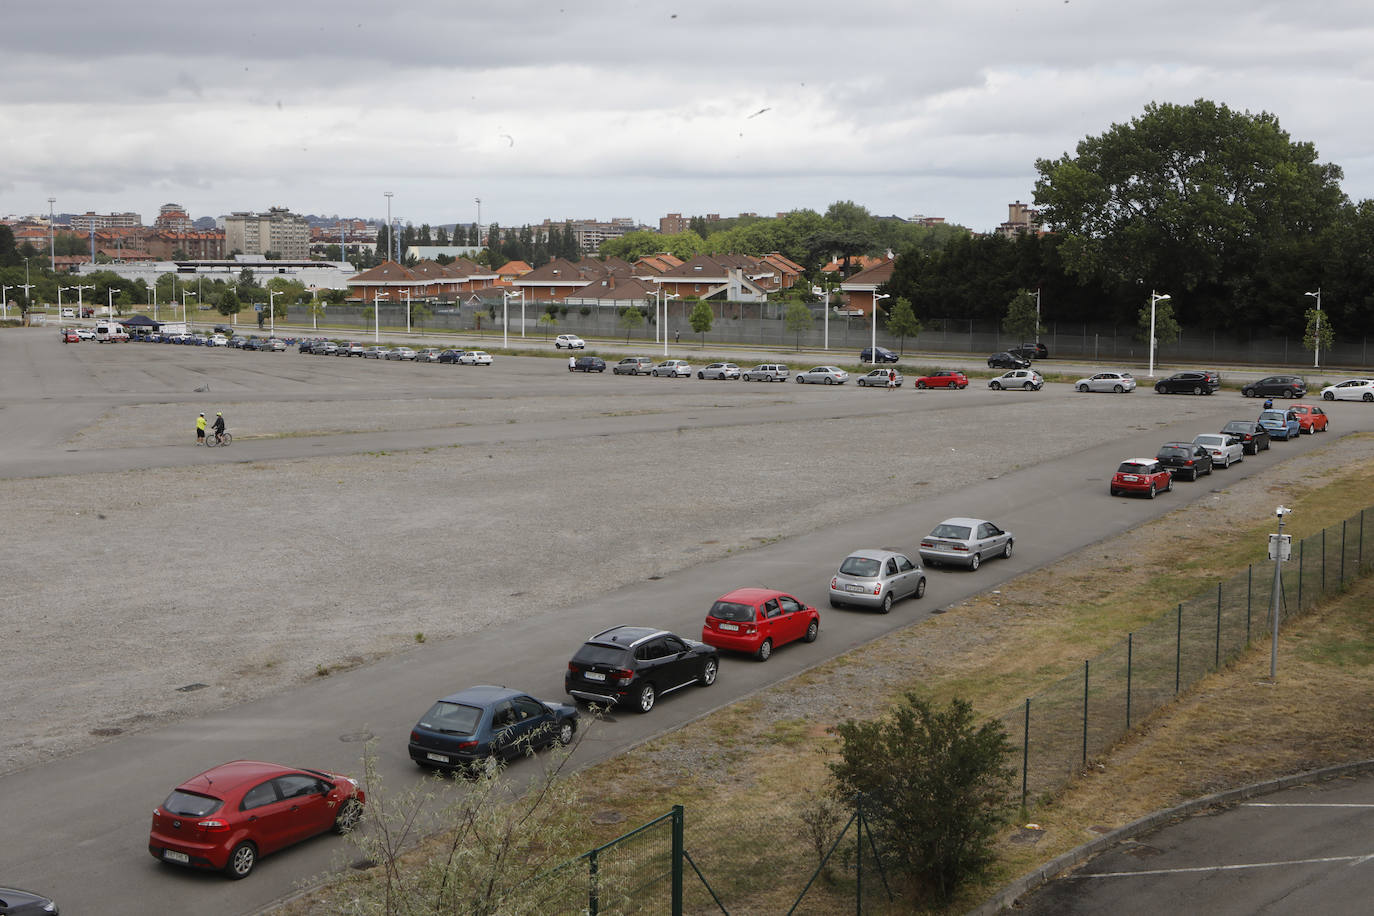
left=588, top=625, right=666, bottom=647
left=1120, top=458, right=1157, bottom=465
left=177, top=760, right=299, bottom=793
left=436, top=684, right=522, bottom=706
left=935, top=516, right=990, bottom=527
left=715, top=587, right=791, bottom=604
left=842, top=548, right=905, bottom=561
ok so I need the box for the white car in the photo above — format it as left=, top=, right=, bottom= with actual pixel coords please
left=75, top=327, right=95, bottom=340
left=1320, top=378, right=1374, bottom=402
left=1192, top=433, right=1244, bottom=469
left=651, top=359, right=691, bottom=377
left=459, top=350, right=493, bottom=366
left=989, top=369, right=1043, bottom=391
left=386, top=346, right=417, bottom=360
left=1075, top=371, right=1136, bottom=393
left=698, top=362, right=740, bottom=380
left=554, top=334, right=585, bottom=350
left=796, top=366, right=849, bottom=385
left=208, top=334, right=229, bottom=347
left=267, top=338, right=286, bottom=351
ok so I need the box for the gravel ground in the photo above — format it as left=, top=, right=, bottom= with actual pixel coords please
left=0, top=368, right=1323, bottom=776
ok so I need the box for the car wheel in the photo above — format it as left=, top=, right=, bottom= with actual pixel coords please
left=1365, top=393, right=1374, bottom=402
left=796, top=376, right=804, bottom=383
left=1192, top=386, right=1202, bottom=395
left=990, top=381, right=1002, bottom=390
left=914, top=577, right=926, bottom=599
left=879, top=593, right=893, bottom=614
left=557, top=719, right=576, bottom=745
left=334, top=797, right=364, bottom=834
left=969, top=553, right=981, bottom=571
left=697, top=657, right=719, bottom=686
left=1156, top=384, right=1167, bottom=393
left=916, top=380, right=928, bottom=389
left=697, top=372, right=704, bottom=379
left=1165, top=476, right=1173, bottom=492
left=225, top=842, right=257, bottom=880
left=825, top=377, right=835, bottom=385
left=1148, top=483, right=1157, bottom=499
left=1113, top=384, right=1124, bottom=393
left=1286, top=389, right=1298, bottom=398
left=1077, top=384, right=1089, bottom=392
left=635, top=683, right=656, bottom=713
left=1323, top=391, right=1334, bottom=400
left=1243, top=389, right=1253, bottom=397
left=1023, top=382, right=1035, bottom=390
left=1110, top=487, right=1120, bottom=496
left=803, top=619, right=819, bottom=642
left=1003, top=540, right=1014, bottom=559
left=756, top=638, right=773, bottom=661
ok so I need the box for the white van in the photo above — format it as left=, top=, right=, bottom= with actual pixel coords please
left=95, top=321, right=129, bottom=342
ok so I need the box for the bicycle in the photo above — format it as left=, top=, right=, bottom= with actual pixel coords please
left=205, top=431, right=232, bottom=447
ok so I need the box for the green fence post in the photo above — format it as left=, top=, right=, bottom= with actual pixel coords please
left=855, top=797, right=863, bottom=914
left=1342, top=520, right=1347, bottom=585
left=1082, top=660, right=1089, bottom=767
left=1246, top=565, right=1252, bottom=645
left=588, top=848, right=599, bottom=916
left=1298, top=539, right=1304, bottom=612
left=1126, top=634, right=1133, bottom=730
left=1362, top=509, right=1366, bottom=571
left=671, top=804, right=683, bottom=916
left=1022, top=698, right=1030, bottom=810
left=1321, top=528, right=1326, bottom=596
left=1215, top=583, right=1222, bottom=669
left=1175, top=603, right=1182, bottom=694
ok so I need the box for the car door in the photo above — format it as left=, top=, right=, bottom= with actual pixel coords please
left=978, top=522, right=1006, bottom=555
left=892, top=554, right=919, bottom=597
left=776, top=594, right=810, bottom=644
left=656, top=634, right=698, bottom=688
left=239, top=779, right=297, bottom=856
left=272, top=773, right=336, bottom=846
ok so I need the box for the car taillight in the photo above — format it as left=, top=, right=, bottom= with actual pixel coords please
left=920, top=541, right=933, bottom=548
left=197, top=820, right=230, bottom=833
left=872, top=583, right=882, bottom=595
left=743, top=625, right=757, bottom=634
left=830, top=577, right=838, bottom=589
left=952, top=544, right=968, bottom=551
left=457, top=740, right=478, bottom=750
left=567, top=662, right=578, bottom=673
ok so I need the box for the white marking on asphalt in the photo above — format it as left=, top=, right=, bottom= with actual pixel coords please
left=1077, top=853, right=1374, bottom=879
left=1242, top=802, right=1374, bottom=808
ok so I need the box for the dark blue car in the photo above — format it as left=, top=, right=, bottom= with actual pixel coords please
left=408, top=685, right=578, bottom=774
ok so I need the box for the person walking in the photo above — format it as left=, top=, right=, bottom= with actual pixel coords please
left=674, top=329, right=680, bottom=344
left=568, top=355, right=577, bottom=371
left=195, top=413, right=206, bottom=445
left=886, top=367, right=896, bottom=392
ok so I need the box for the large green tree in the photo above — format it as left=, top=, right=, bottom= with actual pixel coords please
left=784, top=301, right=813, bottom=350
left=1002, top=289, right=1041, bottom=343
left=887, top=296, right=922, bottom=354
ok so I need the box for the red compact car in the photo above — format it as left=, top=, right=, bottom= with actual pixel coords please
left=914, top=369, right=969, bottom=389
left=1109, top=458, right=1173, bottom=499
left=149, top=760, right=364, bottom=879
left=1290, top=404, right=1329, bottom=434
left=702, top=588, right=820, bottom=660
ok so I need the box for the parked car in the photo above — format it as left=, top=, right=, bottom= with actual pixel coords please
left=209, top=334, right=229, bottom=347
left=564, top=626, right=718, bottom=713
left=1319, top=378, right=1374, bottom=402
left=1076, top=371, right=1136, bottom=393
left=1241, top=375, right=1305, bottom=399
left=913, top=369, right=968, bottom=390
left=1110, top=459, right=1173, bottom=498
left=345, top=342, right=368, bottom=357
left=1290, top=403, right=1329, bottom=433
left=62, top=328, right=79, bottom=343
left=570, top=356, right=606, bottom=372
left=698, top=362, right=741, bottom=380
left=613, top=356, right=655, bottom=375
left=860, top=346, right=899, bottom=364
left=438, top=349, right=467, bottom=364
left=363, top=346, right=390, bottom=359
left=266, top=338, right=286, bottom=351
left=988, top=351, right=1031, bottom=370
left=1156, top=442, right=1213, bottom=481
left=148, top=760, right=364, bottom=880
left=459, top=350, right=493, bottom=366
left=701, top=588, right=820, bottom=660
left=1220, top=420, right=1271, bottom=454
left=918, top=518, right=1014, bottom=570
left=241, top=337, right=265, bottom=351
left=75, top=327, right=95, bottom=340
left=1258, top=408, right=1300, bottom=440
left=386, top=346, right=417, bottom=361
left=989, top=369, right=1043, bottom=390
left=416, top=347, right=442, bottom=363
left=554, top=334, right=586, bottom=350
left=651, top=359, right=692, bottom=377
left=1193, top=433, right=1245, bottom=468
left=1155, top=371, right=1220, bottom=395
left=408, top=685, right=578, bottom=775
left=796, top=366, right=849, bottom=385
left=1008, top=342, right=1049, bottom=360
left=858, top=368, right=904, bottom=387
left=828, top=549, right=926, bottom=612
left=306, top=338, right=331, bottom=354
left=0, top=886, right=58, bottom=914
left=213, top=324, right=233, bottom=335
left=741, top=363, right=789, bottom=382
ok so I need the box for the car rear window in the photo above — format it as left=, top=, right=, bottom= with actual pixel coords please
left=930, top=524, right=972, bottom=539
left=1117, top=462, right=1148, bottom=474
left=1157, top=447, right=1187, bottom=458
left=574, top=643, right=629, bottom=666
left=709, top=601, right=756, bottom=622
left=839, top=556, right=882, bottom=577
left=419, top=701, right=483, bottom=735
left=163, top=790, right=223, bottom=817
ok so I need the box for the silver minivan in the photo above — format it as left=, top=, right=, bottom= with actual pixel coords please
left=742, top=363, right=789, bottom=382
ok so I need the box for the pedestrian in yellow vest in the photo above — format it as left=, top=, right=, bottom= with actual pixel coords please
left=196, top=413, right=207, bottom=445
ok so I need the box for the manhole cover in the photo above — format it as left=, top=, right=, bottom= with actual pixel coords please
left=339, top=731, right=375, bottom=743
left=177, top=682, right=209, bottom=692
left=91, top=727, right=123, bottom=737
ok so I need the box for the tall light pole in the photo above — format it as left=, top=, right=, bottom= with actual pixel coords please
left=373, top=288, right=383, bottom=342
left=1148, top=291, right=1170, bottom=379
left=402, top=289, right=411, bottom=334
left=813, top=284, right=831, bottom=350
left=1305, top=288, right=1322, bottom=369
left=1035, top=287, right=1042, bottom=344
left=74, top=284, right=93, bottom=318
left=871, top=292, right=891, bottom=362
left=108, top=287, right=117, bottom=318
left=182, top=290, right=196, bottom=329
left=663, top=293, right=678, bottom=356
left=475, top=198, right=482, bottom=247
left=1, top=284, right=11, bottom=320
left=48, top=198, right=56, bottom=274
left=384, top=192, right=394, bottom=263
left=58, top=285, right=71, bottom=316
left=269, top=290, right=282, bottom=338
left=502, top=289, right=523, bottom=349
left=1269, top=506, right=1292, bottom=681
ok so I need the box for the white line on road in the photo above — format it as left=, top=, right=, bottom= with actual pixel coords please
left=1242, top=802, right=1374, bottom=808
left=1076, top=853, right=1374, bottom=879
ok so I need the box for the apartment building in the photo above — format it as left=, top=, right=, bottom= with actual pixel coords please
left=224, top=207, right=311, bottom=260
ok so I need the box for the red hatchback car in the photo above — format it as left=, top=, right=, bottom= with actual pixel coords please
left=148, top=760, right=365, bottom=879
left=1290, top=404, right=1329, bottom=434
left=914, top=369, right=969, bottom=390
left=1109, top=458, right=1173, bottom=499
left=702, top=588, right=820, bottom=660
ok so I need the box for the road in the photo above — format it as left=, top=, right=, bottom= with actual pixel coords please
left=1, top=328, right=1369, bottom=914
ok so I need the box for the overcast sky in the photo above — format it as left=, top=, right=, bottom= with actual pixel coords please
left=2, top=1, right=1371, bottom=234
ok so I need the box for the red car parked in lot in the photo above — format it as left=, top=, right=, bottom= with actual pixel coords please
left=148, top=760, right=364, bottom=879
left=702, top=588, right=820, bottom=660
left=913, top=369, right=969, bottom=389
left=1109, top=458, right=1173, bottom=499
left=1290, top=404, right=1329, bottom=434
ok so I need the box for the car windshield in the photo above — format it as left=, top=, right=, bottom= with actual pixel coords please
left=163, top=789, right=223, bottom=817
left=709, top=601, right=756, bottom=622
left=930, top=524, right=972, bottom=540
left=839, top=556, right=882, bottom=577
left=419, top=701, right=484, bottom=735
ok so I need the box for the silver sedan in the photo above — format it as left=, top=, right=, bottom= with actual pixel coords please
left=918, top=518, right=1014, bottom=571
left=858, top=369, right=904, bottom=387
left=1075, top=371, right=1136, bottom=393
left=829, top=549, right=926, bottom=613
left=796, top=366, right=849, bottom=385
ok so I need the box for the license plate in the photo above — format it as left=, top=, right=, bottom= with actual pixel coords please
left=163, top=849, right=190, bottom=864
left=1123, top=476, right=1139, bottom=481
left=845, top=584, right=865, bottom=593
left=584, top=671, right=606, bottom=681
left=426, top=752, right=449, bottom=763
left=718, top=623, right=740, bottom=631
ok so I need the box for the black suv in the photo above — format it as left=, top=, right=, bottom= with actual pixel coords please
left=988, top=351, right=1031, bottom=370
left=1154, top=370, right=1220, bottom=395
left=570, top=356, right=606, bottom=372
left=1241, top=375, right=1305, bottom=399
left=1220, top=420, right=1271, bottom=454
left=565, top=626, right=718, bottom=713
left=1155, top=442, right=1213, bottom=481
left=860, top=346, right=899, bottom=364
left=1008, top=342, right=1049, bottom=360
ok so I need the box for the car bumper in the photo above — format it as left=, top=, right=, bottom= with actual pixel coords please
left=149, top=835, right=227, bottom=870
left=918, top=548, right=977, bottom=567
left=701, top=629, right=765, bottom=654
left=829, top=583, right=883, bottom=607
left=408, top=741, right=484, bottom=769
left=566, top=681, right=630, bottom=706
left=1111, top=480, right=1159, bottom=494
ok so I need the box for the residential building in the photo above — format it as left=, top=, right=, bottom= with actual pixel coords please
left=70, top=211, right=143, bottom=232
left=153, top=204, right=193, bottom=234
left=996, top=201, right=1042, bottom=238
left=225, top=207, right=311, bottom=260
left=838, top=258, right=896, bottom=316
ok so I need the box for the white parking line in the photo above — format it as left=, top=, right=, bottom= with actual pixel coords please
left=1242, top=802, right=1374, bottom=808
left=1077, top=854, right=1374, bottom=879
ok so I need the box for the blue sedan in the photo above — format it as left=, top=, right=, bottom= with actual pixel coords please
left=408, top=685, right=578, bottom=774
left=1258, top=408, right=1300, bottom=440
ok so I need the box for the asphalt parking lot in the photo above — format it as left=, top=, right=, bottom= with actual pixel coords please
left=3, top=327, right=1373, bottom=914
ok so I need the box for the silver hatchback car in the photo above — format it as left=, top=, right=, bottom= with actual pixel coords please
left=829, top=549, right=926, bottom=613
left=698, top=362, right=741, bottom=380
left=918, top=518, right=1014, bottom=571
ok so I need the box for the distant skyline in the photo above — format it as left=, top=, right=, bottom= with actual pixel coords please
left=3, top=1, right=1372, bottom=234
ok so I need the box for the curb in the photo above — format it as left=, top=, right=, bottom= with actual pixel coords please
left=968, top=757, right=1374, bottom=915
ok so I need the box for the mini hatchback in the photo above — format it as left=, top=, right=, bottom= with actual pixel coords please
left=1110, top=459, right=1173, bottom=498
left=702, top=588, right=820, bottom=660
left=829, top=549, right=926, bottom=612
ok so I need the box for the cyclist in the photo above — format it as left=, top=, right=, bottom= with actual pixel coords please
left=212, top=412, right=226, bottom=445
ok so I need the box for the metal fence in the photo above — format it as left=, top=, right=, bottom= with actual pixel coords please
left=1002, top=506, right=1372, bottom=807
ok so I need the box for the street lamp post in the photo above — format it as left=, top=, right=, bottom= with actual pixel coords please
left=48, top=198, right=56, bottom=275
left=660, top=292, right=678, bottom=356
left=502, top=289, right=524, bottom=349
left=871, top=292, right=891, bottom=362
left=1035, top=287, right=1042, bottom=344
left=182, top=290, right=196, bottom=330
left=108, top=287, right=117, bottom=318
left=73, top=284, right=93, bottom=318
left=402, top=290, right=411, bottom=334
left=1, top=284, right=11, bottom=320
left=1148, top=291, right=1171, bottom=379
left=384, top=192, right=394, bottom=263
left=269, top=290, right=282, bottom=338
left=1305, top=288, right=1322, bottom=369
left=1269, top=507, right=1292, bottom=681
left=373, top=289, right=383, bottom=342
left=812, top=284, right=831, bottom=350
left=475, top=198, right=482, bottom=247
